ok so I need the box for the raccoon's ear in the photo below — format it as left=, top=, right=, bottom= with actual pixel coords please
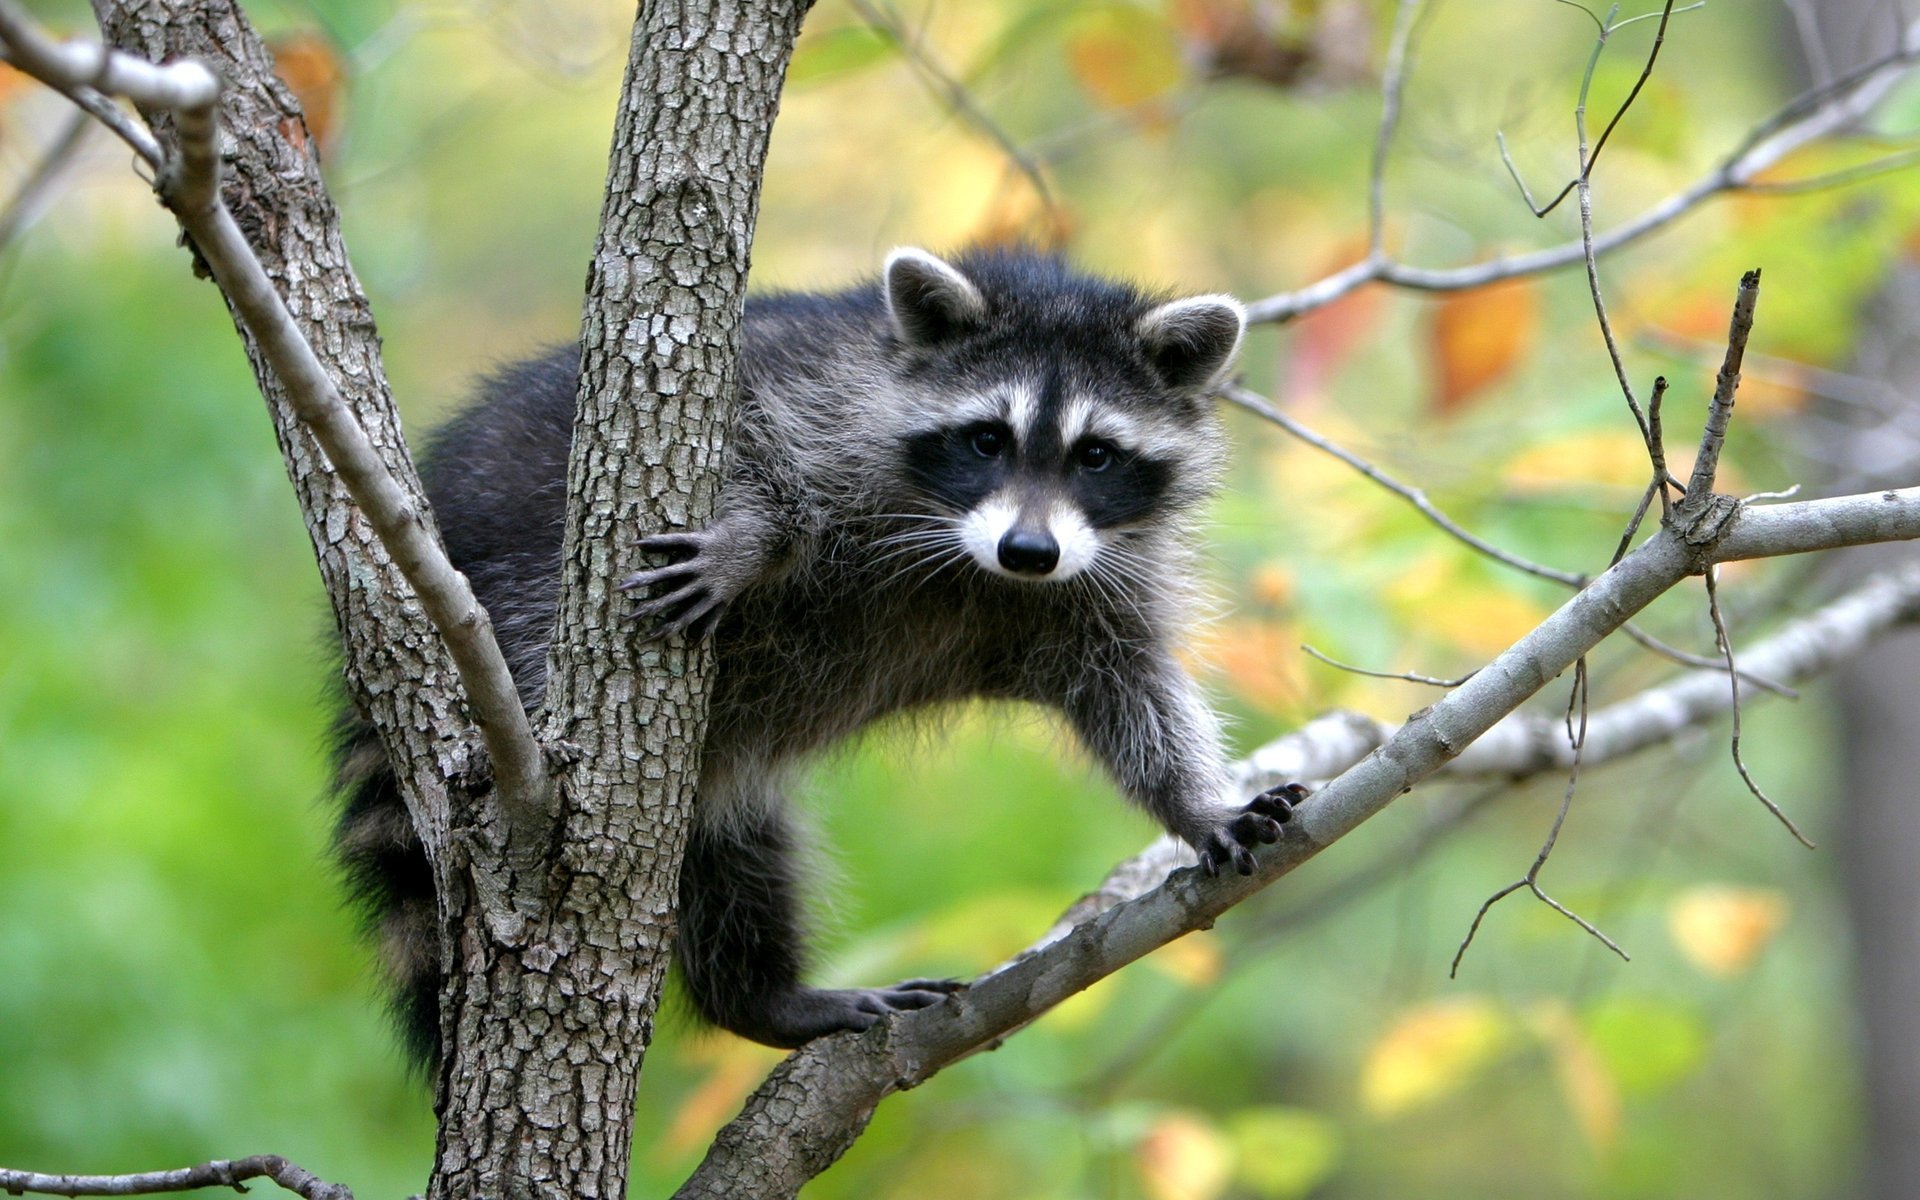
left=1136, top=295, right=1246, bottom=391
left=885, top=247, right=987, bottom=346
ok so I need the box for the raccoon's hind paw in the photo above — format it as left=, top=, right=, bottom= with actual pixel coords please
left=619, top=528, right=753, bottom=641
left=752, top=979, right=967, bottom=1047
left=1195, top=783, right=1310, bottom=878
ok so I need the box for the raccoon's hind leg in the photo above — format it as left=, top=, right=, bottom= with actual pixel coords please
left=676, top=791, right=961, bottom=1049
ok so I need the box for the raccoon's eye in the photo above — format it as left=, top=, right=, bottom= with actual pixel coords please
left=1075, top=440, right=1116, bottom=472
left=970, top=426, right=1009, bottom=458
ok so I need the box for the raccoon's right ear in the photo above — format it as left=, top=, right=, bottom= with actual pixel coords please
left=884, top=247, right=987, bottom=346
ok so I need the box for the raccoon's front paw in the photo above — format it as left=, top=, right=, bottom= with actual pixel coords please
left=618, top=526, right=758, bottom=641
left=1194, top=783, right=1310, bottom=878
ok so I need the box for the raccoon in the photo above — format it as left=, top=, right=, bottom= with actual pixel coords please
left=333, top=245, right=1304, bottom=1061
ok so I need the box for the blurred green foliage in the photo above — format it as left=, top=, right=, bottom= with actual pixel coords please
left=1, top=0, right=1913, bottom=1196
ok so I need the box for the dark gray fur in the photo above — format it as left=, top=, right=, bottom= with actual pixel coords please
left=332, top=246, right=1298, bottom=1063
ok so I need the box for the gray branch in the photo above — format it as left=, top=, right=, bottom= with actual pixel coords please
left=680, top=486, right=1920, bottom=1199
left=0, top=1156, right=352, bottom=1200
left=1244, top=17, right=1920, bottom=324
left=0, top=0, right=552, bottom=845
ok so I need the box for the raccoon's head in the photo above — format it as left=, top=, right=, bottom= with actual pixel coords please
left=883, top=246, right=1241, bottom=584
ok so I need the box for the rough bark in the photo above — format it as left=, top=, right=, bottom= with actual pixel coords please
left=424, top=4, right=812, bottom=1199
left=87, top=0, right=467, bottom=923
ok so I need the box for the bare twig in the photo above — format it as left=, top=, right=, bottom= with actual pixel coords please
left=1369, top=0, right=1428, bottom=255
left=1452, top=658, right=1630, bottom=976
left=0, top=2, right=554, bottom=847
left=1740, top=144, right=1920, bottom=194
left=1705, top=566, right=1815, bottom=847
left=1619, top=621, right=1798, bottom=698
left=0, top=109, right=90, bottom=251
left=1684, top=269, right=1762, bottom=502
left=1302, top=643, right=1472, bottom=687
left=1244, top=17, right=1920, bottom=325
left=1230, top=381, right=1810, bottom=694
left=0, top=1157, right=352, bottom=1200
left=1648, top=374, right=1675, bottom=516
left=1223, top=384, right=1585, bottom=586
left=1572, top=16, right=1653, bottom=447
left=846, top=0, right=1058, bottom=230
left=1504, top=0, right=1687, bottom=218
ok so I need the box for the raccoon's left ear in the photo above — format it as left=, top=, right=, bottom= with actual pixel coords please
left=1136, top=295, right=1246, bottom=391
left=885, top=247, right=988, bottom=346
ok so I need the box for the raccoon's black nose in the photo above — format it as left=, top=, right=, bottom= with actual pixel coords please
left=998, top=528, right=1060, bottom=576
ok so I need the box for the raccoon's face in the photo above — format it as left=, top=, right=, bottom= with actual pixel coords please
left=884, top=247, right=1242, bottom=584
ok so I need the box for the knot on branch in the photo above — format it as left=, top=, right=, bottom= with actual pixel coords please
left=1672, top=492, right=1742, bottom=570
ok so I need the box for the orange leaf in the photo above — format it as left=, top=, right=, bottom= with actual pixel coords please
left=1361, top=997, right=1510, bottom=1116
left=1668, top=885, right=1788, bottom=978
left=1066, top=16, right=1183, bottom=111
left=1286, top=248, right=1384, bottom=405
left=269, top=32, right=347, bottom=161
left=1136, top=1112, right=1233, bottom=1200
left=1200, top=618, right=1308, bottom=714
left=1528, top=1001, right=1622, bottom=1153
left=1428, top=281, right=1539, bottom=416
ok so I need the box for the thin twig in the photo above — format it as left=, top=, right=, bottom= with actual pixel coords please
left=1369, top=0, right=1428, bottom=255
left=0, top=1157, right=353, bottom=1200
left=1302, top=643, right=1473, bottom=687
left=846, top=0, right=1058, bottom=231
left=1704, top=566, right=1816, bottom=847
left=1740, top=144, right=1920, bottom=194
left=0, top=1, right=555, bottom=845
left=1223, top=384, right=1586, bottom=586
left=1452, top=658, right=1630, bottom=976
left=1681, top=269, right=1762, bottom=505
left=1573, top=13, right=1654, bottom=449
left=1619, top=622, right=1799, bottom=698
left=1648, top=375, right=1674, bottom=517
left=1244, top=17, right=1920, bottom=325
left=0, top=109, right=90, bottom=251
left=1507, top=0, right=1687, bottom=218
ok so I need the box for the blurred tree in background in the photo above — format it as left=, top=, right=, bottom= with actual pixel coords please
left=3, top=0, right=1918, bottom=1196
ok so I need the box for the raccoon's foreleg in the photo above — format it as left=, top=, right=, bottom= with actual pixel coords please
left=1063, top=650, right=1306, bottom=877
left=619, top=505, right=780, bottom=640
left=677, top=795, right=962, bottom=1048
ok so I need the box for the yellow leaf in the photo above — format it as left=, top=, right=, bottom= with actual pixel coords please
left=1136, top=1111, right=1233, bottom=1200
left=1227, top=1107, right=1342, bottom=1198
left=1429, top=281, right=1539, bottom=415
left=1145, top=931, right=1226, bottom=988
left=1502, top=429, right=1656, bottom=494
left=1361, top=997, right=1510, bottom=1117
left=1668, top=885, right=1788, bottom=978
left=1066, top=14, right=1184, bottom=111
left=1528, top=1001, right=1622, bottom=1153
left=1384, top=558, right=1549, bottom=658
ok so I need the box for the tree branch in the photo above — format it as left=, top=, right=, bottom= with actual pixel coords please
left=1244, top=17, right=1920, bottom=324
left=682, top=487, right=1920, bottom=1198
left=0, top=0, right=557, bottom=852
left=0, top=1156, right=352, bottom=1200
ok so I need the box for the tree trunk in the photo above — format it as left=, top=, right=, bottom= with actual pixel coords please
left=424, top=3, right=812, bottom=1198
left=1777, top=6, right=1920, bottom=1198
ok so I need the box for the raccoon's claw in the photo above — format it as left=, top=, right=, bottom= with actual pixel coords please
left=1194, top=783, right=1310, bottom=878
left=620, top=530, right=742, bottom=641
